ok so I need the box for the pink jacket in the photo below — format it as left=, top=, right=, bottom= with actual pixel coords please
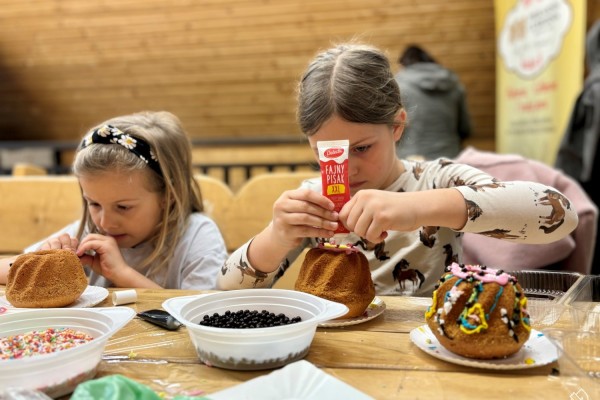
left=455, top=147, right=597, bottom=274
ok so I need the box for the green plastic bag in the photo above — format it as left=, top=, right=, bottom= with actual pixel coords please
left=71, top=375, right=209, bottom=400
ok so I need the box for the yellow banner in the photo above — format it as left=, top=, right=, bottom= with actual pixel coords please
left=495, top=0, right=586, bottom=164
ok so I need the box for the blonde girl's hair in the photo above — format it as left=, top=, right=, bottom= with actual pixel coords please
left=297, top=43, right=404, bottom=136
left=73, top=111, right=203, bottom=281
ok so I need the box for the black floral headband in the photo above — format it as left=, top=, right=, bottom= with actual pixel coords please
left=80, top=125, right=162, bottom=176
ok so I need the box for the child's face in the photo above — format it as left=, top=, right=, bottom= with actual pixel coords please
left=308, top=115, right=404, bottom=195
left=78, top=169, right=164, bottom=248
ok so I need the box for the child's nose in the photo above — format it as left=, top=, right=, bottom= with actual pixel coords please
left=348, top=159, right=359, bottom=177
left=99, top=211, right=118, bottom=231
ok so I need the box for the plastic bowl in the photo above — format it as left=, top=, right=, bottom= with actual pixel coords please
left=162, top=289, right=348, bottom=371
left=0, top=307, right=135, bottom=398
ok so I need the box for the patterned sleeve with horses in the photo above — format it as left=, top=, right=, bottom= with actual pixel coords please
left=217, top=238, right=310, bottom=290
left=412, top=158, right=579, bottom=243
left=446, top=176, right=579, bottom=244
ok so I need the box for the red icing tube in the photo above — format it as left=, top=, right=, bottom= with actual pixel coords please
left=317, top=140, right=350, bottom=234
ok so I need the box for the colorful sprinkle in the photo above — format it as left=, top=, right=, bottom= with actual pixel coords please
left=1, top=328, right=94, bottom=360
left=524, top=358, right=535, bottom=365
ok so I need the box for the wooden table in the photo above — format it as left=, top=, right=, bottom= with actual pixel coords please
left=67, top=288, right=593, bottom=399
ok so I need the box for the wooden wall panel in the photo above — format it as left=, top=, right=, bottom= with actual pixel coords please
left=4, top=0, right=593, bottom=152
left=0, top=0, right=505, bottom=151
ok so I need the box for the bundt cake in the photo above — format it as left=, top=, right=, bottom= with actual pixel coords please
left=6, top=249, right=88, bottom=308
left=425, top=262, right=531, bottom=359
left=295, top=243, right=375, bottom=318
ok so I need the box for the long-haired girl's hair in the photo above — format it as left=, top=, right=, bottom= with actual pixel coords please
left=73, top=111, right=202, bottom=281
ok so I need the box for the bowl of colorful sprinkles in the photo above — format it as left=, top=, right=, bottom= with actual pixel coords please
left=0, top=307, right=135, bottom=398
left=163, top=289, right=348, bottom=371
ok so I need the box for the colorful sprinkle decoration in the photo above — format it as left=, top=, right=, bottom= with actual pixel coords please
left=1, top=328, right=94, bottom=360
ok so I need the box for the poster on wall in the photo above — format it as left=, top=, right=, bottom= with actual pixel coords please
left=495, top=0, right=585, bottom=165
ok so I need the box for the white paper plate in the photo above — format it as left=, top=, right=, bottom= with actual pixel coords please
left=319, top=297, right=386, bottom=328
left=209, top=360, right=374, bottom=400
left=410, top=325, right=558, bottom=370
left=0, top=286, right=109, bottom=311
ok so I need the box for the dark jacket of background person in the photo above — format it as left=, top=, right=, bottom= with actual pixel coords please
left=394, top=45, right=473, bottom=160
left=555, top=20, right=600, bottom=274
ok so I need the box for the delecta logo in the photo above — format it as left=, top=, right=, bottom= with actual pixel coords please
left=324, top=148, right=344, bottom=159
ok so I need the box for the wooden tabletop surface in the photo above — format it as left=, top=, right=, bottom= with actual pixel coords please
left=59, top=288, right=595, bottom=399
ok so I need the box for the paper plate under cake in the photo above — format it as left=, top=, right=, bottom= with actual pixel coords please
left=410, top=325, right=557, bottom=370
left=0, top=286, right=108, bottom=311
left=319, top=296, right=386, bottom=327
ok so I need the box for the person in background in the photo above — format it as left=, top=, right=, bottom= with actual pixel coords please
left=394, top=44, right=472, bottom=160
left=555, top=20, right=600, bottom=275
left=0, top=111, right=228, bottom=289
left=217, top=43, right=578, bottom=296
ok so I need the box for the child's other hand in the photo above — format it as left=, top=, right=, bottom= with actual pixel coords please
left=76, top=233, right=128, bottom=282
left=340, top=190, right=418, bottom=243
left=270, top=188, right=339, bottom=248
left=41, top=233, right=79, bottom=251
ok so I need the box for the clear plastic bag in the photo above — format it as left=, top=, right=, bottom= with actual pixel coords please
left=0, top=388, right=52, bottom=400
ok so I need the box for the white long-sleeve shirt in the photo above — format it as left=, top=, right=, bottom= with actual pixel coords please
left=218, top=159, right=579, bottom=296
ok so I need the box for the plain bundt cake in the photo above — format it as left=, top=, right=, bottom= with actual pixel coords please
left=295, top=243, right=375, bottom=318
left=425, top=262, right=531, bottom=359
left=6, top=249, right=88, bottom=308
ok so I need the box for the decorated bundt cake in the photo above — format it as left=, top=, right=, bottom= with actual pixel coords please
left=6, top=249, right=88, bottom=308
left=425, top=262, right=531, bottom=359
left=295, top=242, right=375, bottom=319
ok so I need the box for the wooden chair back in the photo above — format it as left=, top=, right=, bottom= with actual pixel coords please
left=225, top=171, right=318, bottom=251
left=12, top=162, right=48, bottom=176
left=0, top=176, right=81, bottom=254
left=194, top=174, right=234, bottom=250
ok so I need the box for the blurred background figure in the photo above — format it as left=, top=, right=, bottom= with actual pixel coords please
left=555, top=20, right=600, bottom=275
left=395, top=45, right=472, bottom=160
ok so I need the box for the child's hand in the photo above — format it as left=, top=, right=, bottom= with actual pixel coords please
left=40, top=233, right=79, bottom=251
left=269, top=188, right=339, bottom=248
left=339, top=190, right=419, bottom=243
left=76, top=233, right=129, bottom=282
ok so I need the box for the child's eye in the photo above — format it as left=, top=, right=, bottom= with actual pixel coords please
left=88, top=202, right=100, bottom=208
left=117, top=205, right=131, bottom=211
left=353, top=145, right=371, bottom=153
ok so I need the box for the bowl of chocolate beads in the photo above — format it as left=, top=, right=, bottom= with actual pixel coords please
left=0, top=307, right=135, bottom=398
left=162, top=289, right=348, bottom=370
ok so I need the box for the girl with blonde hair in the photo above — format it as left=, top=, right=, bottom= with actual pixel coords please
left=1, top=111, right=227, bottom=289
